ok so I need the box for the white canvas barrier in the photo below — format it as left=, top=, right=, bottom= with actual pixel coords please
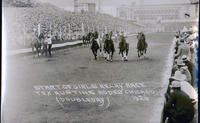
left=8, top=40, right=83, bottom=56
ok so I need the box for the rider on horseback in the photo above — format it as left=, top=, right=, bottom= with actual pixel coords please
left=119, top=34, right=129, bottom=61
left=91, top=36, right=99, bottom=60
left=137, top=32, right=148, bottom=58
left=104, top=33, right=115, bottom=61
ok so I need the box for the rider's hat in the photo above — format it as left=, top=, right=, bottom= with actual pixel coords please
left=176, top=59, right=185, bottom=66
left=181, top=55, right=188, bottom=62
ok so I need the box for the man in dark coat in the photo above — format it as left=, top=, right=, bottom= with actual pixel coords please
left=162, top=81, right=195, bottom=123
left=91, top=37, right=99, bottom=60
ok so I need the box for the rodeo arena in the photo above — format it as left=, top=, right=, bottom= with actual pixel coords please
left=2, top=0, right=199, bottom=123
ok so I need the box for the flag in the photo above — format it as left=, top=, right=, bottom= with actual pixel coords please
left=38, top=23, right=40, bottom=37
left=59, top=28, right=62, bottom=39
left=82, top=23, right=84, bottom=33
left=105, top=26, right=107, bottom=34
left=68, top=24, right=71, bottom=33
left=49, top=23, right=52, bottom=35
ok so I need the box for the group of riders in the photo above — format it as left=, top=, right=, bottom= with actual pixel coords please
left=31, top=30, right=148, bottom=61
left=83, top=30, right=148, bottom=61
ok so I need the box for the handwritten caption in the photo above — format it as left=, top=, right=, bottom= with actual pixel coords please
left=33, top=82, right=163, bottom=108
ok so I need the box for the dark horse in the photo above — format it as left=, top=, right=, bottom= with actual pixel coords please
left=119, top=35, right=129, bottom=61
left=137, top=32, right=148, bottom=58
left=104, top=33, right=115, bottom=61
left=91, top=37, right=99, bottom=60
left=83, top=32, right=94, bottom=45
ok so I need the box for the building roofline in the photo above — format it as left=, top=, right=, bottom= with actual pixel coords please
left=118, top=2, right=192, bottom=8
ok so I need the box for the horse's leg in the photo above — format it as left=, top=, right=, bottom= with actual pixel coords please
left=94, top=49, right=98, bottom=60
left=87, top=40, right=89, bottom=46
left=83, top=38, right=85, bottom=45
left=121, top=51, right=124, bottom=61
left=143, top=48, right=147, bottom=58
left=37, top=48, right=40, bottom=57
left=106, top=51, right=110, bottom=61
left=137, top=50, right=140, bottom=58
left=95, top=50, right=98, bottom=60
left=45, top=44, right=48, bottom=56
left=31, top=46, right=35, bottom=58
left=141, top=51, right=143, bottom=56
left=126, top=48, right=129, bottom=56
left=111, top=51, right=114, bottom=61
left=104, top=51, right=107, bottom=59
left=41, top=45, right=44, bottom=56
left=124, top=51, right=128, bottom=61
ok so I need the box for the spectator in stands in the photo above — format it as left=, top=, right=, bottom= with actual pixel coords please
left=174, top=39, right=190, bottom=60
left=171, top=59, right=185, bottom=76
left=170, top=70, right=187, bottom=83
left=180, top=66, right=191, bottom=84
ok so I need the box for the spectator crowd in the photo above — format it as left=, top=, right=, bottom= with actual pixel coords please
left=4, top=0, right=139, bottom=49
left=161, top=26, right=198, bottom=123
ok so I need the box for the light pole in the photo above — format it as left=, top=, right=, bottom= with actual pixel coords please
left=189, top=0, right=199, bottom=19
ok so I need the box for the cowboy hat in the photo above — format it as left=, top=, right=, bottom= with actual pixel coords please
left=181, top=55, right=189, bottom=62
left=170, top=70, right=187, bottom=81
left=176, top=59, right=185, bottom=66
left=170, top=81, right=181, bottom=88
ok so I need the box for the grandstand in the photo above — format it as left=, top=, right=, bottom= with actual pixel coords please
left=3, top=0, right=141, bottom=49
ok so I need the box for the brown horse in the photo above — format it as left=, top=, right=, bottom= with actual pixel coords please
left=137, top=32, right=148, bottom=58
left=104, top=34, right=115, bottom=61
left=119, top=36, right=129, bottom=61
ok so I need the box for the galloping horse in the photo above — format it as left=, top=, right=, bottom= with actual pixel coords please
left=104, top=34, right=115, bottom=61
left=119, top=36, right=129, bottom=61
left=82, top=35, right=87, bottom=45
left=82, top=32, right=94, bottom=45
left=91, top=37, right=99, bottom=60
left=137, top=32, right=148, bottom=58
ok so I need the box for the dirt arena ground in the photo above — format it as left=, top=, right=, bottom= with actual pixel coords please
left=4, top=32, right=174, bottom=123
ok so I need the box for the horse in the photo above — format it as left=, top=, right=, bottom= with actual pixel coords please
left=118, top=36, right=129, bottom=61
left=104, top=34, right=115, bottom=61
left=91, top=37, right=99, bottom=60
left=31, top=39, right=42, bottom=58
left=31, top=33, right=46, bottom=58
left=82, top=35, right=87, bottom=45
left=137, top=32, right=148, bottom=58
left=83, top=32, right=93, bottom=45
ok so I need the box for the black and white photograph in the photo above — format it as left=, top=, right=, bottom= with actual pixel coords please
left=1, top=0, right=199, bottom=123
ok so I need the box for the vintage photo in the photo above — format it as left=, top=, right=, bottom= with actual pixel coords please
left=2, top=0, right=199, bottom=123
